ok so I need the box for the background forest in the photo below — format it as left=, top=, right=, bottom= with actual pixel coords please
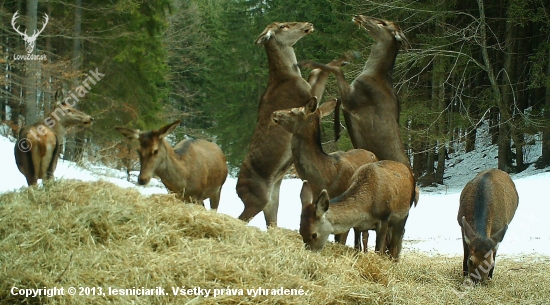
left=1, top=0, right=549, bottom=186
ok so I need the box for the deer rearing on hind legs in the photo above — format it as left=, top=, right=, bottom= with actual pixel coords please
left=272, top=97, right=378, bottom=250
left=15, top=89, right=93, bottom=186
left=237, top=22, right=348, bottom=227
left=298, top=15, right=411, bottom=167
left=116, top=121, right=228, bottom=210
left=457, top=169, right=518, bottom=284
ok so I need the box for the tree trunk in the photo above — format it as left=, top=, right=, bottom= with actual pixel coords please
left=540, top=47, right=550, bottom=168
left=477, top=0, right=514, bottom=172
left=43, top=2, right=53, bottom=115
left=64, top=0, right=83, bottom=161
left=24, top=0, right=39, bottom=125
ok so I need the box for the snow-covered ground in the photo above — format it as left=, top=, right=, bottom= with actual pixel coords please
left=1, top=126, right=549, bottom=258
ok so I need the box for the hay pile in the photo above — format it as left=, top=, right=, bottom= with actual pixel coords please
left=1, top=180, right=549, bottom=304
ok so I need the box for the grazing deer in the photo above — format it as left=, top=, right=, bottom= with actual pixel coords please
left=15, top=90, right=93, bottom=186
left=299, top=160, right=415, bottom=260
left=237, top=22, right=347, bottom=227
left=298, top=15, right=411, bottom=167
left=457, top=169, right=519, bottom=283
left=116, top=121, right=228, bottom=209
left=272, top=97, right=377, bottom=250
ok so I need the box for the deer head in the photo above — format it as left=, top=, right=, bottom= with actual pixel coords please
left=461, top=216, right=507, bottom=283
left=12, top=11, right=49, bottom=54
left=116, top=121, right=181, bottom=185
left=255, top=22, right=314, bottom=46
left=353, top=15, right=411, bottom=51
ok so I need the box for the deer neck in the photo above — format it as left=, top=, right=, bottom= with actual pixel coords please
left=154, top=140, right=189, bottom=192
left=362, top=41, right=399, bottom=78
left=291, top=119, right=330, bottom=186
left=51, top=122, right=69, bottom=140
left=326, top=196, right=373, bottom=235
left=265, top=42, right=301, bottom=80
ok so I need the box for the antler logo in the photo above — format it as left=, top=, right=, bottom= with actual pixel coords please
left=11, top=11, right=49, bottom=54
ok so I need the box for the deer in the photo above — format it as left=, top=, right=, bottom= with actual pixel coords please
left=237, top=21, right=349, bottom=227
left=299, top=15, right=419, bottom=212
left=272, top=96, right=378, bottom=250
left=299, top=160, right=416, bottom=261
left=116, top=120, right=228, bottom=209
left=457, top=169, right=519, bottom=284
left=15, top=89, right=93, bottom=186
left=11, top=11, right=49, bottom=54
left=298, top=15, right=411, bottom=167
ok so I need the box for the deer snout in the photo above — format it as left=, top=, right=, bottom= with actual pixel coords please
left=272, top=113, right=280, bottom=124
left=138, top=177, right=149, bottom=185
left=84, top=116, right=94, bottom=125
left=304, top=23, right=314, bottom=33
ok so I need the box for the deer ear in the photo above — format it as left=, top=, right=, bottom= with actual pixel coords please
left=395, top=31, right=411, bottom=51
left=318, top=99, right=337, bottom=118
left=491, top=224, right=508, bottom=245
left=314, top=190, right=330, bottom=218
left=461, top=216, right=476, bottom=245
left=115, top=127, right=140, bottom=140
left=300, top=180, right=313, bottom=207
left=255, top=29, right=273, bottom=45
left=304, top=97, right=318, bottom=115
left=158, top=120, right=181, bottom=139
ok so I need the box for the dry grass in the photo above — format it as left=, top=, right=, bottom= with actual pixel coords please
left=1, top=180, right=549, bottom=304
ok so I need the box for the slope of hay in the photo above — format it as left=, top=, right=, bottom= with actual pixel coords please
left=1, top=180, right=549, bottom=304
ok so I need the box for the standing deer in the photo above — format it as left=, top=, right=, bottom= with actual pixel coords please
left=272, top=97, right=377, bottom=250
left=15, top=90, right=93, bottom=186
left=116, top=121, right=228, bottom=209
left=457, top=169, right=519, bottom=284
left=237, top=22, right=347, bottom=227
left=298, top=15, right=411, bottom=167
left=299, top=160, right=416, bottom=260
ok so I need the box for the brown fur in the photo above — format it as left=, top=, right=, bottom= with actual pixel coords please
left=299, top=160, right=415, bottom=260
left=457, top=169, right=519, bottom=283
left=298, top=15, right=411, bottom=167
left=272, top=97, right=377, bottom=250
left=116, top=121, right=228, bottom=210
left=236, top=22, right=347, bottom=227
left=14, top=101, right=93, bottom=186
left=298, top=15, right=419, bottom=207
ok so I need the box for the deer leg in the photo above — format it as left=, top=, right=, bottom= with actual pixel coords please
left=237, top=178, right=269, bottom=223
left=334, top=230, right=349, bottom=245
left=26, top=176, right=38, bottom=186
left=488, top=249, right=497, bottom=279
left=262, top=177, right=283, bottom=227
left=389, top=217, right=407, bottom=261
left=362, top=231, right=369, bottom=252
left=352, top=228, right=361, bottom=250
left=299, top=60, right=352, bottom=103
left=375, top=221, right=389, bottom=254
left=209, top=186, right=222, bottom=211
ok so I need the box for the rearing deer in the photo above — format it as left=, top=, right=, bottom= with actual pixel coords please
left=116, top=121, right=228, bottom=209
left=237, top=22, right=347, bottom=227
left=299, top=15, right=411, bottom=167
left=272, top=97, right=378, bottom=249
left=299, top=160, right=416, bottom=260
left=14, top=89, right=93, bottom=186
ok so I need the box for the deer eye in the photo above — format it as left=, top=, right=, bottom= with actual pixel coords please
left=279, top=25, right=288, bottom=29
left=311, top=233, right=317, bottom=240
left=153, top=149, right=158, bottom=155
